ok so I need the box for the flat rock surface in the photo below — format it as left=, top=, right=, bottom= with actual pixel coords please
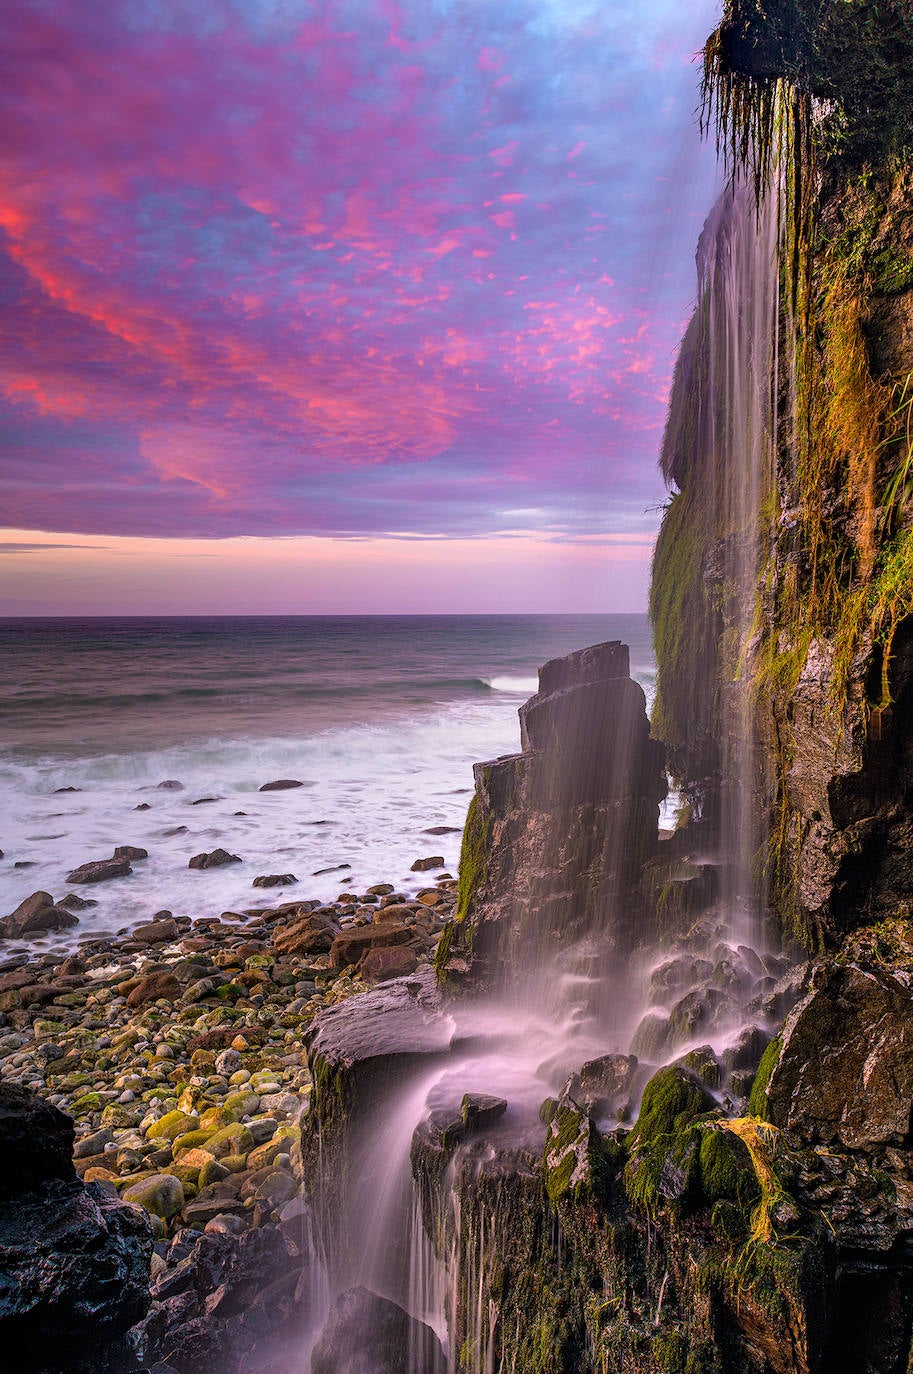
left=305, top=969, right=451, bottom=1071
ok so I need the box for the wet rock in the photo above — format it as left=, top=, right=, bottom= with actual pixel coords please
left=66, top=857, right=133, bottom=885
left=0, top=891, right=79, bottom=939
left=422, top=826, right=461, bottom=835
left=721, top=1024, right=771, bottom=1075
left=0, top=1083, right=76, bottom=1191
left=460, top=1093, right=507, bottom=1132
left=134, top=917, right=180, bottom=944
left=189, top=849, right=242, bottom=870
left=157, top=780, right=184, bottom=790
left=410, top=856, right=445, bottom=871
left=126, top=971, right=182, bottom=1007
left=359, top=946, right=418, bottom=984
left=311, top=1286, right=446, bottom=1374
left=767, top=961, right=913, bottom=1148
left=253, top=874, right=298, bottom=889
left=0, top=1084, right=152, bottom=1367
left=59, top=893, right=97, bottom=912
left=114, top=845, right=149, bottom=861
left=577, top=1053, right=637, bottom=1116
left=259, top=779, right=305, bottom=792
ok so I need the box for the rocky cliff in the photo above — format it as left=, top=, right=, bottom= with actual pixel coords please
left=299, top=6, right=913, bottom=1372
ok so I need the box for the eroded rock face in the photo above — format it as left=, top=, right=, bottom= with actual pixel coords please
left=439, top=641, right=666, bottom=983
left=766, top=961, right=913, bottom=1148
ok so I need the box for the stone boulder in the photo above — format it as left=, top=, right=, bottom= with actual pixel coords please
left=0, top=1084, right=153, bottom=1368
left=272, top=913, right=340, bottom=957
left=253, top=873, right=298, bottom=888
left=311, top=1286, right=446, bottom=1374
left=0, top=891, right=79, bottom=939
left=65, top=857, right=132, bottom=885
left=188, top=849, right=241, bottom=870
left=259, top=779, right=305, bottom=791
left=766, top=961, right=913, bottom=1148
left=329, top=923, right=411, bottom=969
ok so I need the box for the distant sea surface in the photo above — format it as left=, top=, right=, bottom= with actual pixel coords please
left=0, top=615, right=656, bottom=944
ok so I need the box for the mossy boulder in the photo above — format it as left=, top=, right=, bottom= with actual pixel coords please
left=206, top=1122, right=254, bottom=1159
left=624, top=1066, right=719, bottom=1217
left=122, top=1172, right=184, bottom=1219
left=146, top=1109, right=199, bottom=1141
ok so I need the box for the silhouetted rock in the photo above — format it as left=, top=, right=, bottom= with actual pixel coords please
left=311, top=1286, right=446, bottom=1374
left=259, top=779, right=305, bottom=792
left=0, top=1084, right=152, bottom=1369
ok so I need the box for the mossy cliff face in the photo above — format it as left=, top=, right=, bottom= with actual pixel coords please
left=653, top=0, right=913, bottom=948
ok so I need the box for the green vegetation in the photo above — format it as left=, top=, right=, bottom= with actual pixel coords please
left=749, top=1034, right=781, bottom=1117
left=434, top=790, right=491, bottom=979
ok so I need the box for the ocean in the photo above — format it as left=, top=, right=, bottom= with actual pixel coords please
left=0, top=614, right=657, bottom=946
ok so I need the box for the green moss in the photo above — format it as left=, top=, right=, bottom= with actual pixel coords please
left=649, top=487, right=719, bottom=794
left=698, top=1128, right=761, bottom=1207
left=630, top=1067, right=717, bottom=1146
left=435, top=790, right=491, bottom=980
left=749, top=1034, right=781, bottom=1117
left=624, top=1067, right=719, bottom=1218
left=652, top=1330, right=689, bottom=1373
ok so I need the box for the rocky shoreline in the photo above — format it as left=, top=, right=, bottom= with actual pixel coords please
left=0, top=871, right=456, bottom=1373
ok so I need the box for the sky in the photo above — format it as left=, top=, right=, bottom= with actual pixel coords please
left=0, top=0, right=720, bottom=614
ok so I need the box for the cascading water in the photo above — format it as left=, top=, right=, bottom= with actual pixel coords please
left=298, top=171, right=796, bottom=1374
left=699, top=177, right=783, bottom=946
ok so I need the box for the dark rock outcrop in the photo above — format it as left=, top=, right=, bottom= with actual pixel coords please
left=312, top=1286, right=446, bottom=1374
left=438, top=641, right=666, bottom=984
left=766, top=960, right=913, bottom=1149
left=0, top=1084, right=153, bottom=1372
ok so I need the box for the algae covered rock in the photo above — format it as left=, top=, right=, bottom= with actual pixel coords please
left=122, top=1172, right=185, bottom=1219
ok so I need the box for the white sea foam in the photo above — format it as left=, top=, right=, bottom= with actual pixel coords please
left=484, top=676, right=540, bottom=693
left=0, top=698, right=521, bottom=945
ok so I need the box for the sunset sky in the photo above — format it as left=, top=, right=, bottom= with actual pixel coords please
left=0, top=0, right=718, bottom=614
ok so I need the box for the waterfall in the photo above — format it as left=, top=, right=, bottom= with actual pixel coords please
left=698, top=178, right=783, bottom=942
left=300, top=171, right=794, bottom=1374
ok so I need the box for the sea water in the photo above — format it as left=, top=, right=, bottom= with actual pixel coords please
left=0, top=614, right=657, bottom=944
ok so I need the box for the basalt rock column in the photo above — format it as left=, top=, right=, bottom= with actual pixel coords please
left=438, top=640, right=667, bottom=994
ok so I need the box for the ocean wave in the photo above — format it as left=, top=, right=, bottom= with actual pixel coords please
left=484, top=676, right=539, bottom=694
